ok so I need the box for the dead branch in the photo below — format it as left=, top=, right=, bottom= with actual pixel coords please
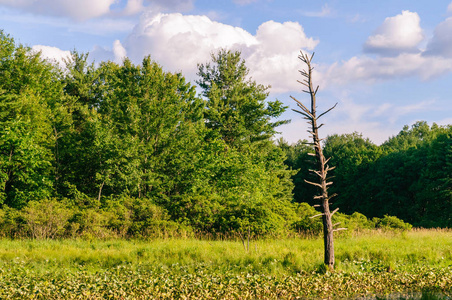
left=310, top=213, right=324, bottom=219
left=318, top=103, right=338, bottom=119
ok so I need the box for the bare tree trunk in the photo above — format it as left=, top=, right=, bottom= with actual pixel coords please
left=98, top=181, right=105, bottom=202
left=291, top=51, right=343, bottom=271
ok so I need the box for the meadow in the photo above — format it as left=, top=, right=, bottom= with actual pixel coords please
left=0, top=229, right=451, bottom=299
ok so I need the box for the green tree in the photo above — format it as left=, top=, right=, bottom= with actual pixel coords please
left=278, top=138, right=318, bottom=205
left=197, top=49, right=288, bottom=148
left=96, top=57, right=204, bottom=199
left=323, top=132, right=383, bottom=213
left=195, top=50, right=295, bottom=238
left=318, top=122, right=451, bottom=227
left=0, top=31, right=68, bottom=208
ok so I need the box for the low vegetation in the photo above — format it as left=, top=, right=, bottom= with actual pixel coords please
left=0, top=230, right=450, bottom=299
left=0, top=198, right=412, bottom=240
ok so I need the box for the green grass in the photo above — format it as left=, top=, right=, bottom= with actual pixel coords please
left=0, top=229, right=450, bottom=299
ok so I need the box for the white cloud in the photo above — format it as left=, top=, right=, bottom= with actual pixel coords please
left=315, top=8, right=452, bottom=87
left=123, top=0, right=145, bottom=15
left=0, top=8, right=135, bottom=35
left=31, top=45, right=71, bottom=68
left=364, top=10, right=423, bottom=55
left=113, top=40, right=127, bottom=63
left=0, top=0, right=116, bottom=21
left=123, top=12, right=257, bottom=79
left=0, top=0, right=193, bottom=20
left=448, top=2, right=452, bottom=13
left=425, top=17, right=452, bottom=58
left=388, top=100, right=436, bottom=123
left=69, top=18, right=136, bottom=35
left=246, top=21, right=318, bottom=92
left=89, top=45, right=116, bottom=63
left=319, top=53, right=452, bottom=87
left=115, top=12, right=318, bottom=93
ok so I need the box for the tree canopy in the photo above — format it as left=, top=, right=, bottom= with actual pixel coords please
left=0, top=30, right=450, bottom=237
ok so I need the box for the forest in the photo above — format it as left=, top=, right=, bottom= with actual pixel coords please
left=0, top=29, right=451, bottom=240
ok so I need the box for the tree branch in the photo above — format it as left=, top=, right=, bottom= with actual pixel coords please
left=318, top=102, right=338, bottom=119
left=310, top=213, right=324, bottom=219
left=327, top=193, right=338, bottom=201
left=292, top=108, right=311, bottom=119
left=304, top=179, right=322, bottom=188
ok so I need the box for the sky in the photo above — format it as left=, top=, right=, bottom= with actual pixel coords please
left=1, top=0, right=452, bottom=144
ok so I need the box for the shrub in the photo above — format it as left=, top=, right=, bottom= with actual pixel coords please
left=123, top=196, right=191, bottom=238
left=291, top=203, right=323, bottom=235
left=346, top=212, right=375, bottom=231
left=72, top=208, right=117, bottom=239
left=22, top=199, right=73, bottom=239
left=101, top=199, right=132, bottom=238
left=0, top=206, right=26, bottom=238
left=374, top=215, right=413, bottom=231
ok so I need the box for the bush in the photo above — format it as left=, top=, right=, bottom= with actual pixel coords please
left=345, top=212, right=375, bottom=231
left=71, top=208, right=117, bottom=239
left=22, top=199, right=73, bottom=239
left=124, top=197, right=191, bottom=238
left=291, top=203, right=323, bottom=235
left=374, top=215, right=413, bottom=231
left=101, top=199, right=132, bottom=238
left=0, top=206, right=26, bottom=238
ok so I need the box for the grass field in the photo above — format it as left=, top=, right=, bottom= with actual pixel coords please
left=0, top=229, right=451, bottom=299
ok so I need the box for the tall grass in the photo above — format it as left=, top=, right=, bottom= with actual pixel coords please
left=0, top=229, right=450, bottom=275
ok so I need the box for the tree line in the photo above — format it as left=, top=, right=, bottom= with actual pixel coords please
left=281, top=121, right=452, bottom=228
left=0, top=30, right=448, bottom=239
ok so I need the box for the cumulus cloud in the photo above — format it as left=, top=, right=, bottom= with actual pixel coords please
left=123, top=0, right=145, bottom=15
left=425, top=17, right=452, bottom=57
left=113, top=40, right=127, bottom=63
left=89, top=46, right=116, bottom=63
left=246, top=21, right=318, bottom=92
left=31, top=45, right=71, bottom=67
left=117, top=12, right=318, bottom=93
left=0, top=0, right=116, bottom=21
left=123, top=12, right=256, bottom=78
left=364, top=10, right=423, bottom=55
left=317, top=9, right=452, bottom=87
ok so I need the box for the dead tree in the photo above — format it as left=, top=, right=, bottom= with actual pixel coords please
left=291, top=51, right=345, bottom=271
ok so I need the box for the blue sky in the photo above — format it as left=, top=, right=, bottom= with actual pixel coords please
left=1, top=0, right=452, bottom=144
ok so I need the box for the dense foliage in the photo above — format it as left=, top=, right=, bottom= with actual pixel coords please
left=282, top=122, right=452, bottom=228
left=0, top=30, right=450, bottom=237
left=0, top=32, right=299, bottom=237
